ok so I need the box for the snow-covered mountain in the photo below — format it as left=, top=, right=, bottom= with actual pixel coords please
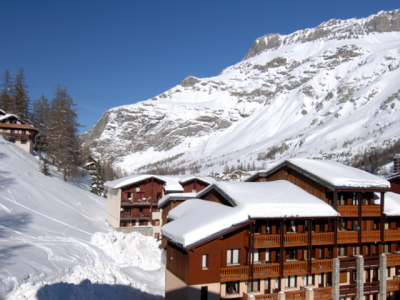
left=81, top=9, right=400, bottom=175
left=0, top=137, right=163, bottom=299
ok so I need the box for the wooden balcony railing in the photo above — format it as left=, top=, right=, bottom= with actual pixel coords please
left=120, top=212, right=151, bottom=218
left=285, top=290, right=306, bottom=300
left=240, top=294, right=278, bottom=300
left=284, top=233, right=308, bottom=247
left=220, top=266, right=249, bottom=282
left=312, top=260, right=333, bottom=274
left=253, top=234, right=280, bottom=248
left=337, top=231, right=358, bottom=244
left=337, top=206, right=358, bottom=217
left=283, top=261, right=307, bottom=276
left=384, top=230, right=400, bottom=241
left=362, top=205, right=381, bottom=217
left=312, top=232, right=334, bottom=245
left=253, top=264, right=279, bottom=279
left=387, top=254, right=400, bottom=267
left=387, top=279, right=400, bottom=292
left=361, top=231, right=380, bottom=243
left=1, top=132, right=30, bottom=139
left=314, top=287, right=333, bottom=300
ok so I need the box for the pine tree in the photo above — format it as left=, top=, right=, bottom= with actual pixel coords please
left=47, top=85, right=82, bottom=181
left=32, top=94, right=50, bottom=151
left=40, top=160, right=51, bottom=176
left=0, top=70, right=14, bottom=112
left=90, top=161, right=106, bottom=197
left=12, top=67, right=30, bottom=121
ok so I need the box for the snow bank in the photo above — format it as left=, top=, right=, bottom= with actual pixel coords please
left=0, top=137, right=164, bottom=299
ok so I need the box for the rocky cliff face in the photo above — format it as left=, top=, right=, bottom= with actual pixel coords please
left=82, top=9, right=400, bottom=175
left=242, top=10, right=400, bottom=60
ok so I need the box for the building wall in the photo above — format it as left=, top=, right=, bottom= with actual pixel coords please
left=165, top=269, right=189, bottom=300
left=182, top=179, right=210, bottom=193
left=13, top=139, right=32, bottom=154
left=201, top=189, right=235, bottom=207
left=152, top=211, right=161, bottom=238
left=390, top=178, right=400, bottom=194
left=106, top=188, right=121, bottom=228
left=121, top=178, right=164, bottom=202
left=167, top=242, right=189, bottom=284
left=250, top=166, right=327, bottom=202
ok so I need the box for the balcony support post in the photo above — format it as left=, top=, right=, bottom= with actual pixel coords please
left=279, top=219, right=284, bottom=291
left=356, top=255, right=364, bottom=300
left=380, top=192, right=385, bottom=256
left=308, top=219, right=312, bottom=275
left=379, top=254, right=387, bottom=300
left=358, top=192, right=362, bottom=246
left=249, top=220, right=255, bottom=285
left=332, top=258, right=340, bottom=300
left=333, top=191, right=338, bottom=211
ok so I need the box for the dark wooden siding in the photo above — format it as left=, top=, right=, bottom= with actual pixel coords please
left=249, top=166, right=327, bottom=202
left=187, top=226, right=247, bottom=285
left=182, top=179, right=210, bottom=193
left=167, top=242, right=189, bottom=284
left=121, top=178, right=164, bottom=202
left=390, top=178, right=400, bottom=194
left=200, top=189, right=234, bottom=207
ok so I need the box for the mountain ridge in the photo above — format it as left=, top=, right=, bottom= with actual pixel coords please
left=81, top=9, right=400, bottom=176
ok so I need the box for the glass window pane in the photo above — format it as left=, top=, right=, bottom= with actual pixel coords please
left=202, top=255, right=207, bottom=268
left=233, top=249, right=239, bottom=264
left=265, top=249, right=269, bottom=261
left=290, top=276, right=295, bottom=287
left=254, top=249, right=259, bottom=262
left=227, top=250, right=231, bottom=264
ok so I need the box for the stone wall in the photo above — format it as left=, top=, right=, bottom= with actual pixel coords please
left=116, top=226, right=153, bottom=237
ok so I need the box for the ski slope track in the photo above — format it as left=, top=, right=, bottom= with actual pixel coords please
left=81, top=9, right=400, bottom=176
left=0, top=137, right=164, bottom=299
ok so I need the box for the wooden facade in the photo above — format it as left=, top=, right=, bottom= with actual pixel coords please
left=181, top=178, right=210, bottom=193
left=164, top=162, right=400, bottom=300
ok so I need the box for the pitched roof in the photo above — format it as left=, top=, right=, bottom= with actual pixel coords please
left=157, top=192, right=198, bottom=208
left=162, top=180, right=339, bottom=248
left=246, top=158, right=390, bottom=190
left=104, top=174, right=184, bottom=192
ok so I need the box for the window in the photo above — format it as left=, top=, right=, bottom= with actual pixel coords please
left=339, top=193, right=345, bottom=205
left=265, top=249, right=270, bottom=262
left=21, top=140, right=27, bottom=144
left=227, top=249, right=239, bottom=265
left=285, top=276, right=296, bottom=288
left=264, top=278, right=270, bottom=294
left=154, top=233, right=160, bottom=239
left=304, top=274, right=313, bottom=286
left=340, top=272, right=347, bottom=283
left=250, top=249, right=259, bottom=263
left=201, top=286, right=208, bottom=300
left=338, top=245, right=346, bottom=257
left=202, top=254, right=208, bottom=269
left=387, top=268, right=390, bottom=278
left=247, top=279, right=260, bottom=293
left=318, top=274, right=324, bottom=288
left=353, top=193, right=358, bottom=205
left=226, top=281, right=239, bottom=295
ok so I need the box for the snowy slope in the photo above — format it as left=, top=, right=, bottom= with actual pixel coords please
left=81, top=9, right=400, bottom=176
left=0, top=137, right=163, bottom=299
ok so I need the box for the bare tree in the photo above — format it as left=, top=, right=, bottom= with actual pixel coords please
left=0, top=70, right=13, bottom=113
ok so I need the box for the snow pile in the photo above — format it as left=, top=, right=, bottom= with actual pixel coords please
left=163, top=181, right=339, bottom=248
left=91, top=231, right=161, bottom=271
left=0, top=137, right=164, bottom=299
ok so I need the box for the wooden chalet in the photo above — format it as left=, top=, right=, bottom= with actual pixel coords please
left=83, top=155, right=98, bottom=175
left=0, top=110, right=38, bottom=154
left=162, top=159, right=400, bottom=300
left=105, top=175, right=215, bottom=239
left=386, top=173, right=400, bottom=194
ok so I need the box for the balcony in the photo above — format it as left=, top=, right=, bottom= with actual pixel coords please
left=312, top=260, right=333, bottom=274
left=314, top=287, right=333, bottom=300
left=120, top=212, right=151, bottom=219
left=285, top=290, right=306, bottom=300
left=1, top=132, right=30, bottom=139
left=387, top=279, right=400, bottom=292
left=337, top=231, right=358, bottom=244
left=220, top=265, right=249, bottom=282
left=253, top=234, right=280, bottom=248
left=387, top=254, right=400, bottom=267
left=239, top=294, right=278, bottom=300
left=337, top=205, right=358, bottom=217
left=362, top=205, right=381, bottom=217
left=384, top=229, right=400, bottom=241
left=253, top=263, right=279, bottom=279
left=361, top=231, right=380, bottom=243
left=311, top=232, right=334, bottom=245
left=121, top=198, right=158, bottom=206
left=284, top=233, right=308, bottom=247
left=283, top=261, right=307, bottom=276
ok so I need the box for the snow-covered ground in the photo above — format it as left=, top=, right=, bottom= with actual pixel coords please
left=0, top=137, right=164, bottom=299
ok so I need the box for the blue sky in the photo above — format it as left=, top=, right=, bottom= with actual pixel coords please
left=0, top=0, right=398, bottom=133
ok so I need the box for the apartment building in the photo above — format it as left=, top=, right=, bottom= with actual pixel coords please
left=163, top=159, right=400, bottom=300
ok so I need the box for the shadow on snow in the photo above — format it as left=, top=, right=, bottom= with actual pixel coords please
left=36, top=279, right=164, bottom=300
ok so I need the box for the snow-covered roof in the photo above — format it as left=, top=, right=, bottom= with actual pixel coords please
left=104, top=175, right=184, bottom=192
left=0, top=113, right=20, bottom=121
left=374, top=192, right=400, bottom=216
left=178, top=176, right=216, bottom=185
left=247, top=159, right=390, bottom=190
left=162, top=180, right=339, bottom=248
left=157, top=192, right=198, bottom=208
left=386, top=173, right=400, bottom=181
